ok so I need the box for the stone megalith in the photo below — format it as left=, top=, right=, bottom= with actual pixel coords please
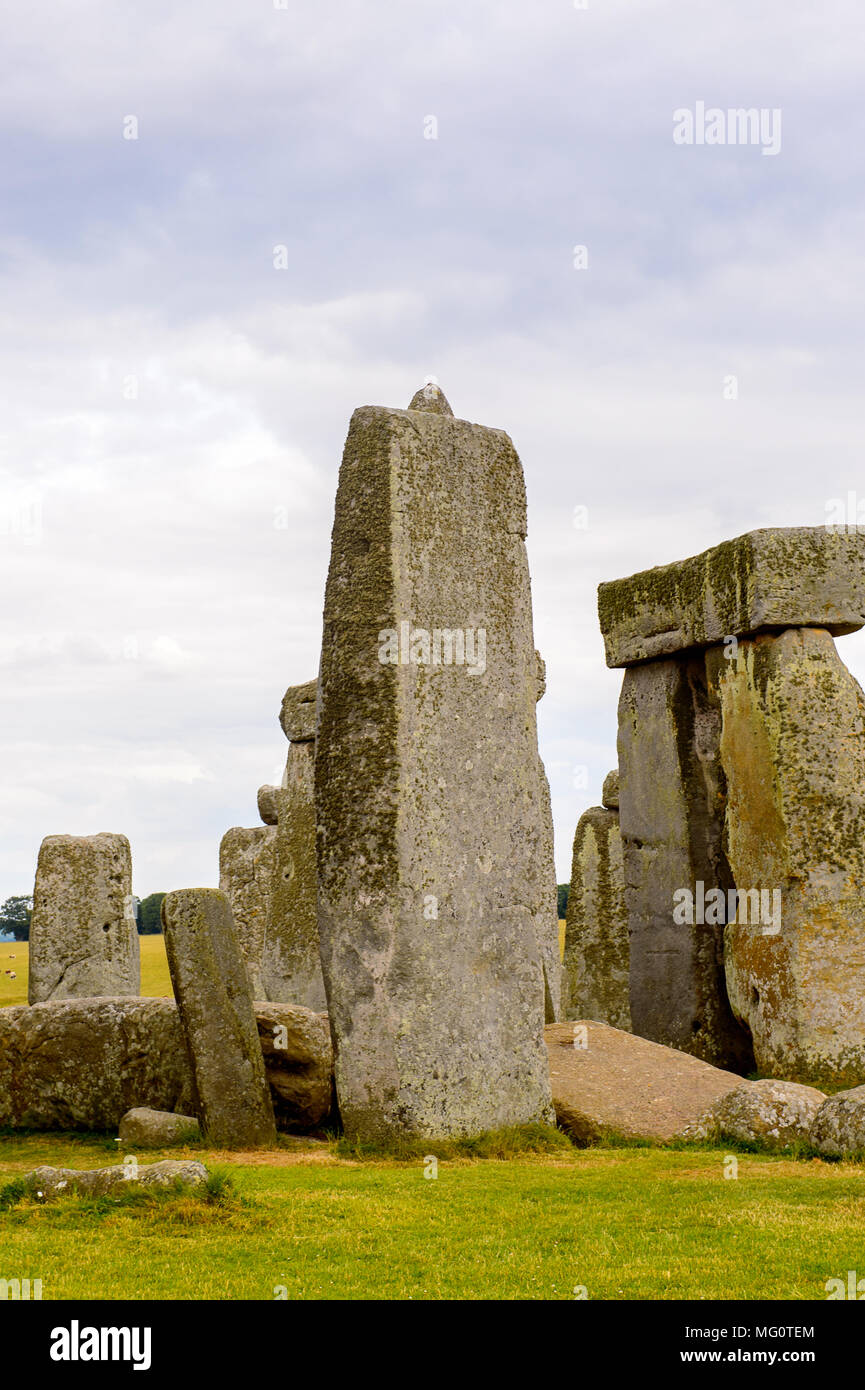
left=315, top=386, right=555, bottom=1141
left=617, top=656, right=753, bottom=1071
left=598, top=526, right=865, bottom=668
left=535, top=651, right=562, bottom=1022
left=266, top=738, right=326, bottom=1011
left=712, top=628, right=865, bottom=1086
left=218, top=678, right=326, bottom=1010
left=28, top=833, right=139, bottom=1004
left=562, top=803, right=629, bottom=1029
left=218, top=826, right=274, bottom=1001
left=161, top=888, right=277, bottom=1148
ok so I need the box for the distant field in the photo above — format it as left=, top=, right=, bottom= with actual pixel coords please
left=0, top=935, right=173, bottom=1008
left=2, top=929, right=560, bottom=1008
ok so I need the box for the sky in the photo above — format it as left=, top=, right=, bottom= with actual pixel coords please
left=1, top=0, right=864, bottom=897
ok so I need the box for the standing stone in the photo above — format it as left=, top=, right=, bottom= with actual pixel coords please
left=266, top=739, right=326, bottom=1010
left=713, top=628, right=865, bottom=1087
left=617, top=657, right=753, bottom=1070
left=562, top=805, right=629, bottom=1028
left=218, top=826, right=275, bottom=1000
left=29, top=833, right=139, bottom=1004
left=315, top=388, right=554, bottom=1140
left=161, top=889, right=277, bottom=1148
left=535, top=651, right=562, bottom=1022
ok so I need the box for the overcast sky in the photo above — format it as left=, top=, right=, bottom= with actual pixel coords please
left=2, top=0, right=864, bottom=898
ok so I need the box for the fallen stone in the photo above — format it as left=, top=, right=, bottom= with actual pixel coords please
left=23, top=1160, right=208, bottom=1199
left=617, top=655, right=754, bottom=1070
left=681, top=1079, right=826, bottom=1149
left=118, top=1107, right=201, bottom=1148
left=28, top=833, right=139, bottom=1003
left=561, top=806, right=629, bottom=1029
left=601, top=769, right=619, bottom=809
left=280, top=678, right=317, bottom=743
left=599, top=526, right=865, bottom=668
left=316, top=394, right=554, bottom=1139
left=0, top=997, right=331, bottom=1132
left=546, top=1020, right=743, bottom=1143
left=713, top=628, right=865, bottom=1087
left=162, top=889, right=277, bottom=1148
left=810, top=1086, right=865, bottom=1157
left=255, top=1003, right=333, bottom=1130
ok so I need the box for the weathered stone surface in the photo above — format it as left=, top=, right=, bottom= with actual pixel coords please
left=535, top=649, right=546, bottom=702
left=537, top=759, right=562, bottom=1023
left=23, top=1160, right=207, bottom=1199
left=546, top=1020, right=742, bottom=1143
left=222, top=757, right=325, bottom=1010
left=601, top=769, right=619, bottom=809
left=681, top=1079, right=825, bottom=1149
left=618, top=656, right=753, bottom=1070
left=810, top=1086, right=865, bottom=1157
left=257, top=785, right=280, bottom=826
left=561, top=806, right=629, bottom=1028
left=599, top=527, right=865, bottom=668
left=713, top=627, right=865, bottom=1087
left=28, top=833, right=139, bottom=1004
left=0, top=998, right=194, bottom=1129
left=315, top=399, right=554, bottom=1140
left=267, top=741, right=327, bottom=1011
left=118, top=1107, right=200, bottom=1148
left=161, top=889, right=277, bottom=1148
left=534, top=651, right=561, bottom=1022
left=255, top=1002, right=334, bottom=1130
left=218, top=826, right=275, bottom=1000
left=407, top=379, right=454, bottom=416
left=0, top=997, right=330, bottom=1132
left=280, top=678, right=317, bottom=743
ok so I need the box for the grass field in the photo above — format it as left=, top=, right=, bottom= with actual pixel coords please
left=0, top=935, right=173, bottom=1007
left=0, top=1132, right=863, bottom=1299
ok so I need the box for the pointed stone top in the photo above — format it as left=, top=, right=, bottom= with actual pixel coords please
left=408, top=376, right=454, bottom=416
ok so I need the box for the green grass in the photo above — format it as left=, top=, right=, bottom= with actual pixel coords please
left=0, top=935, right=173, bottom=1008
left=1, top=1132, right=864, bottom=1299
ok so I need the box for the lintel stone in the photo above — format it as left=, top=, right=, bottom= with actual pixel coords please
left=598, top=527, right=865, bottom=668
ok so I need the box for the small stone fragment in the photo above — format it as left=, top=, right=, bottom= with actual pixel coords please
left=118, top=1107, right=201, bottom=1148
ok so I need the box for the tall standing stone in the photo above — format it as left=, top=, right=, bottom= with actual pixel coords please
left=535, top=651, right=562, bottom=1022
left=713, top=629, right=865, bottom=1086
left=617, top=657, right=753, bottom=1070
left=161, top=888, right=277, bottom=1147
left=266, top=737, right=326, bottom=1010
left=562, top=802, right=629, bottom=1028
left=29, top=833, right=139, bottom=1004
left=315, top=387, right=554, bottom=1140
left=218, top=826, right=274, bottom=1001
